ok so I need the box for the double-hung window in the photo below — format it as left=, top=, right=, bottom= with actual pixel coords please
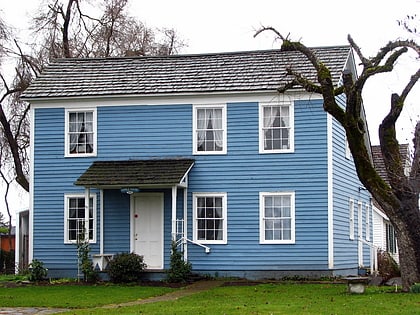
left=65, top=109, right=97, bottom=156
left=260, top=192, right=295, bottom=244
left=193, top=193, right=227, bottom=244
left=193, top=104, right=226, bottom=154
left=64, top=194, right=96, bottom=243
left=259, top=102, right=294, bottom=153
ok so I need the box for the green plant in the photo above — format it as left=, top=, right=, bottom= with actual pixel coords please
left=76, top=225, right=98, bottom=282
left=377, top=250, right=400, bottom=281
left=0, top=250, right=15, bottom=273
left=107, top=252, right=146, bottom=283
left=166, top=241, right=192, bottom=283
left=410, top=283, right=420, bottom=293
left=28, top=259, right=47, bottom=281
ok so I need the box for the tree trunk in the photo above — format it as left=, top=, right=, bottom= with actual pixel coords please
left=384, top=196, right=420, bottom=291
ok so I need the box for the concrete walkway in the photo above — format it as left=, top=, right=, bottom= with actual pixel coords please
left=0, top=280, right=224, bottom=315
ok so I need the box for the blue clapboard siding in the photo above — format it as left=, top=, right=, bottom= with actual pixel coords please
left=331, top=95, right=372, bottom=273
left=32, top=96, right=370, bottom=278
left=186, top=99, right=330, bottom=272
left=33, top=108, right=100, bottom=277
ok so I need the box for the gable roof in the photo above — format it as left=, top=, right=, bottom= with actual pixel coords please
left=74, top=158, right=195, bottom=188
left=371, top=144, right=410, bottom=183
left=22, top=46, right=351, bottom=100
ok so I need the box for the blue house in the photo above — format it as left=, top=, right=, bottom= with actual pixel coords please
left=22, top=47, right=373, bottom=279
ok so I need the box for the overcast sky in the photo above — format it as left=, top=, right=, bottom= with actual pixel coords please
left=0, top=0, right=419, bottom=219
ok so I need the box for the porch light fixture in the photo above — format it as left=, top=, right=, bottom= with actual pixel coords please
left=121, top=188, right=140, bottom=195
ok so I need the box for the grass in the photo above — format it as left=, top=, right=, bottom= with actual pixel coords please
left=0, top=279, right=419, bottom=314
left=0, top=282, right=175, bottom=308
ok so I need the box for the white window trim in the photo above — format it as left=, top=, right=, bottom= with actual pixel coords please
left=349, top=198, right=355, bottom=240
left=192, top=104, right=227, bottom=155
left=65, top=108, right=97, bottom=157
left=259, top=191, right=295, bottom=244
left=192, top=192, right=227, bottom=244
left=259, top=101, right=294, bottom=154
left=64, top=193, right=97, bottom=244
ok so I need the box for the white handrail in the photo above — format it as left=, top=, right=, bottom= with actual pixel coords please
left=177, top=237, right=211, bottom=253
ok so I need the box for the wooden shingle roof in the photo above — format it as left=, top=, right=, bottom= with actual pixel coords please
left=371, top=144, right=410, bottom=183
left=22, top=47, right=351, bottom=99
left=75, top=158, right=195, bottom=188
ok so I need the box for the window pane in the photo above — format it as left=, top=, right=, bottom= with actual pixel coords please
left=263, top=194, right=293, bottom=242
left=195, top=195, right=225, bottom=242
left=263, top=105, right=290, bottom=151
left=68, top=111, right=95, bottom=155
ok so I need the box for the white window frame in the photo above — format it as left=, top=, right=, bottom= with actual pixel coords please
left=64, top=193, right=97, bottom=244
left=349, top=198, right=355, bottom=240
left=65, top=108, right=97, bottom=157
left=259, top=192, right=295, bottom=244
left=192, top=104, right=227, bottom=155
left=259, top=101, right=294, bottom=154
left=193, top=192, right=227, bottom=244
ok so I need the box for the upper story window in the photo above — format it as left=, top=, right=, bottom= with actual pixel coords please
left=193, top=104, right=227, bottom=154
left=64, top=193, right=96, bottom=243
left=260, top=192, right=295, bottom=244
left=193, top=193, right=227, bottom=244
left=65, top=109, right=97, bottom=157
left=259, top=102, right=294, bottom=153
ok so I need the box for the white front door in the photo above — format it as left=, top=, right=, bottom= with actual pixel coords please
left=133, top=193, right=164, bottom=269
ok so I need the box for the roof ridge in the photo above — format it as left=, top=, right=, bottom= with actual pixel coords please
left=50, top=46, right=351, bottom=62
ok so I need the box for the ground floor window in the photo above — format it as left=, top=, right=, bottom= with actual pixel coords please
left=260, top=192, right=295, bottom=244
left=193, top=193, right=227, bottom=244
left=385, top=222, right=397, bottom=254
left=64, top=194, right=96, bottom=243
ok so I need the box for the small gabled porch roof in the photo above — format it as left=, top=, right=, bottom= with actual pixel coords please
left=74, top=158, right=195, bottom=188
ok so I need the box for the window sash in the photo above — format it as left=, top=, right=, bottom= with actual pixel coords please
left=193, top=105, right=226, bottom=154
left=260, top=192, right=295, bottom=244
left=259, top=102, right=294, bottom=153
left=65, top=195, right=96, bottom=243
left=66, top=109, right=96, bottom=157
left=193, top=193, right=227, bottom=244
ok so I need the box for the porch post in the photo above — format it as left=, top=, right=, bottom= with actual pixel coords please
left=84, top=187, right=90, bottom=241
left=183, top=187, right=188, bottom=261
left=171, top=186, right=177, bottom=241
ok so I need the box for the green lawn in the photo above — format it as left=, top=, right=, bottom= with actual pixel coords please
left=1, top=281, right=419, bottom=314
left=0, top=283, right=175, bottom=308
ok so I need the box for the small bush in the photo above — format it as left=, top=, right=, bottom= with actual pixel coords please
left=107, top=252, right=146, bottom=283
left=410, top=283, right=420, bottom=293
left=0, top=250, right=15, bottom=274
left=28, top=259, right=48, bottom=282
left=377, top=250, right=400, bottom=281
left=166, top=242, right=192, bottom=283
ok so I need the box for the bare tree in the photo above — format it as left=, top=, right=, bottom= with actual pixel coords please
left=255, top=27, right=420, bottom=291
left=0, top=0, right=186, bottom=241
left=0, top=0, right=186, bottom=193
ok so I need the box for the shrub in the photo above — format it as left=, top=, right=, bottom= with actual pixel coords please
left=107, top=252, right=146, bottom=283
left=377, top=250, right=400, bottom=281
left=0, top=250, right=15, bottom=274
left=166, top=242, right=192, bottom=283
left=28, top=259, right=48, bottom=281
left=410, top=283, right=420, bottom=293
